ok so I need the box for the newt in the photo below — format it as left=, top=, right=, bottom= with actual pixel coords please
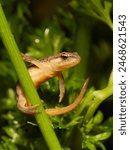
left=16, top=52, right=89, bottom=116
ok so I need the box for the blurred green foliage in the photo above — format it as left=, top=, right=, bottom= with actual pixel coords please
left=0, top=0, right=112, bottom=149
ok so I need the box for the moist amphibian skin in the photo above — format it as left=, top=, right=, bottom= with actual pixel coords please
left=16, top=52, right=89, bottom=115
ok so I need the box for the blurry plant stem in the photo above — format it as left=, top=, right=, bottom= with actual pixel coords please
left=74, top=18, right=92, bottom=78
left=0, top=4, right=61, bottom=150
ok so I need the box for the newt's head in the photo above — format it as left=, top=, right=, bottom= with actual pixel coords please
left=45, top=52, right=81, bottom=71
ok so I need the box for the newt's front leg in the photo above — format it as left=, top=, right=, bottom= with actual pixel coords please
left=58, top=73, right=65, bottom=102
left=45, top=78, right=89, bottom=115
left=21, top=53, right=42, bottom=68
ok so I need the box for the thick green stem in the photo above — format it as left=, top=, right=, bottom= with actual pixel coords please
left=0, top=4, right=61, bottom=150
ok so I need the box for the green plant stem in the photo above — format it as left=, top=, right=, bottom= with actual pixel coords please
left=84, top=84, right=112, bottom=122
left=74, top=70, right=113, bottom=119
left=0, top=4, right=61, bottom=150
left=84, top=70, right=113, bottom=122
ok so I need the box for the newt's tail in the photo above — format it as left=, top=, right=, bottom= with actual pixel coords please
left=45, top=78, right=89, bottom=116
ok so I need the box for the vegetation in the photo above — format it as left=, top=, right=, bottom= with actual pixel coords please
left=0, top=0, right=113, bottom=149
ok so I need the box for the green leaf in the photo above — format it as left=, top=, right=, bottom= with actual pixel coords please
left=82, top=140, right=97, bottom=150
left=3, top=127, right=20, bottom=143
left=94, top=132, right=111, bottom=141
left=70, top=0, right=113, bottom=29
left=93, top=110, right=104, bottom=125
left=0, top=136, right=18, bottom=150
left=96, top=141, right=106, bottom=150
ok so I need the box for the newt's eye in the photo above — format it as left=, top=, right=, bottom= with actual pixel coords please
left=61, top=56, right=68, bottom=60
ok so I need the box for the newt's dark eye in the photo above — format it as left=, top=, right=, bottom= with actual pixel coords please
left=61, top=56, right=68, bottom=60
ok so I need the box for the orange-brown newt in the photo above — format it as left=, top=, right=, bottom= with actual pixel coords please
left=16, top=52, right=89, bottom=115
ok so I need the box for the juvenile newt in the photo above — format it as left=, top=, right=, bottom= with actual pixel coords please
left=16, top=52, right=89, bottom=115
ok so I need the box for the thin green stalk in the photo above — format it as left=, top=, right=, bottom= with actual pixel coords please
left=84, top=71, right=113, bottom=122
left=0, top=4, right=61, bottom=150
left=84, top=84, right=113, bottom=122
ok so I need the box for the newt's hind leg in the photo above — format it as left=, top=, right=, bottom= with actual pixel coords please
left=16, top=84, right=39, bottom=115
left=17, top=100, right=39, bottom=115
